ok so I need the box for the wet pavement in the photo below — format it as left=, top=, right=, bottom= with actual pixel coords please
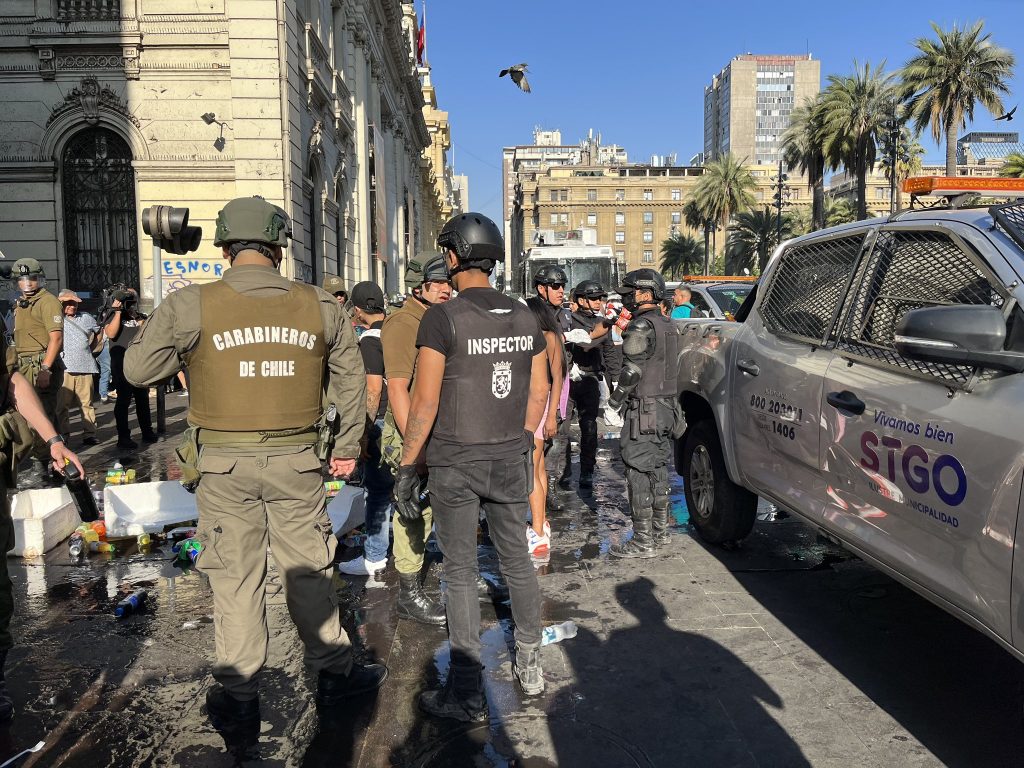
left=3, top=402, right=1024, bottom=767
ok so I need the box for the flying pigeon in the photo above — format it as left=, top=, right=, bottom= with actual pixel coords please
left=996, top=105, right=1017, bottom=121
left=499, top=63, right=531, bottom=93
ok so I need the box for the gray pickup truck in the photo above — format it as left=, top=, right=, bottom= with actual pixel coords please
left=675, top=196, right=1024, bottom=662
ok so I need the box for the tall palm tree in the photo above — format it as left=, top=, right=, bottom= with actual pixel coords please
left=900, top=21, right=1015, bottom=176
left=819, top=61, right=895, bottom=220
left=659, top=233, right=705, bottom=279
left=683, top=198, right=716, bottom=274
left=999, top=153, right=1024, bottom=178
left=692, top=154, right=756, bottom=268
left=782, top=95, right=827, bottom=231
left=788, top=197, right=857, bottom=235
left=726, top=207, right=792, bottom=274
left=877, top=127, right=925, bottom=210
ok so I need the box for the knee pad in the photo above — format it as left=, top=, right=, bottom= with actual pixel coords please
left=625, top=467, right=654, bottom=511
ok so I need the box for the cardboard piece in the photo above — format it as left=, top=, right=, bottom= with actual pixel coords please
left=10, top=486, right=81, bottom=558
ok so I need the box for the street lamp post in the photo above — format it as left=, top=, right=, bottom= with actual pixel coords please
left=772, top=157, right=789, bottom=245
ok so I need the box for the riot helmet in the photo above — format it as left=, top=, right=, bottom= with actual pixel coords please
left=617, top=268, right=666, bottom=312
left=213, top=196, right=292, bottom=265
left=13, top=257, right=45, bottom=296
left=437, top=212, right=503, bottom=277
left=533, top=264, right=568, bottom=288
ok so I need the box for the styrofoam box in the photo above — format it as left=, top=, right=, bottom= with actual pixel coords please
left=104, top=480, right=365, bottom=538
left=10, top=486, right=81, bottom=558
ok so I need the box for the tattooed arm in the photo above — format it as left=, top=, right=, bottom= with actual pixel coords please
left=365, top=373, right=383, bottom=421
left=399, top=347, right=444, bottom=467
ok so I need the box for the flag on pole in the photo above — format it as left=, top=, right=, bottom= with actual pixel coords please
left=416, top=13, right=425, bottom=64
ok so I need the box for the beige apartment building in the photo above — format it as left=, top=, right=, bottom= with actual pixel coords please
left=704, top=54, right=820, bottom=168
left=0, top=0, right=455, bottom=307
left=514, top=162, right=808, bottom=276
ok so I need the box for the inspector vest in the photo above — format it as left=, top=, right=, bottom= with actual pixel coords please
left=434, top=297, right=538, bottom=446
left=634, top=312, right=681, bottom=399
left=187, top=281, right=326, bottom=431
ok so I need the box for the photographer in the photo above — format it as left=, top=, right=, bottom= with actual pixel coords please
left=103, top=287, right=156, bottom=450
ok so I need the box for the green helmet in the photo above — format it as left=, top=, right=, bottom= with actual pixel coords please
left=13, top=258, right=44, bottom=278
left=213, top=196, right=292, bottom=248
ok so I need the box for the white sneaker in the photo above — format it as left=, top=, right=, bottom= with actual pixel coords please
left=527, top=521, right=551, bottom=555
left=338, top=556, right=386, bottom=576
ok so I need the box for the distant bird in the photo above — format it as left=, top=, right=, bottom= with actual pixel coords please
left=499, top=63, right=531, bottom=93
left=996, top=105, right=1017, bottom=122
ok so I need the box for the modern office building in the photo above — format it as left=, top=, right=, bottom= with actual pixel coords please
left=704, top=54, right=820, bottom=168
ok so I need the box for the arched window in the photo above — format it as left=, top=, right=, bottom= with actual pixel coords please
left=61, top=127, right=139, bottom=293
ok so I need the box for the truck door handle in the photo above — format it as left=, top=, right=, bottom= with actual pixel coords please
left=737, top=359, right=760, bottom=376
left=827, top=390, right=865, bottom=416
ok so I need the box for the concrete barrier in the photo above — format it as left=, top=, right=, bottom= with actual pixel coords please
left=10, top=487, right=81, bottom=558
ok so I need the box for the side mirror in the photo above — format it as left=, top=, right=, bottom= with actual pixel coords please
left=894, top=304, right=1024, bottom=373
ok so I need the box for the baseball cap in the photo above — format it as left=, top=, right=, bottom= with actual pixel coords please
left=58, top=289, right=82, bottom=303
left=350, top=281, right=386, bottom=313
left=322, top=275, right=345, bottom=295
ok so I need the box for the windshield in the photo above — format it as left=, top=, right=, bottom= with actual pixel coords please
left=706, top=285, right=752, bottom=315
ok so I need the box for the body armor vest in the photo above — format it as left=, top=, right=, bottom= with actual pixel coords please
left=187, top=281, right=325, bottom=431
left=434, top=295, right=539, bottom=446
left=635, top=312, right=681, bottom=399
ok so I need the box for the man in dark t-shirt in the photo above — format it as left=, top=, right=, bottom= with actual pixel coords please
left=396, top=213, right=549, bottom=723
left=340, top=281, right=392, bottom=576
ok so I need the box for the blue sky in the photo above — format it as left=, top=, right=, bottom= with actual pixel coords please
left=422, top=0, right=1024, bottom=225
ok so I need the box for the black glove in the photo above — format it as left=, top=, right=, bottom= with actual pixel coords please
left=395, top=465, right=424, bottom=522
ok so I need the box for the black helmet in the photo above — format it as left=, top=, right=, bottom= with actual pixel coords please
left=572, top=279, right=606, bottom=300
left=533, top=264, right=568, bottom=287
left=437, top=212, right=503, bottom=274
left=618, top=268, right=666, bottom=302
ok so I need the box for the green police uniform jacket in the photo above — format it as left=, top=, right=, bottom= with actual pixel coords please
left=122, top=264, right=366, bottom=458
left=14, top=290, right=62, bottom=356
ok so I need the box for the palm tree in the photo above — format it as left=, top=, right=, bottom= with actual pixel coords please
left=725, top=207, right=792, bottom=274
left=877, top=128, right=925, bottom=210
left=1000, top=153, right=1024, bottom=178
left=900, top=21, right=1015, bottom=176
left=819, top=61, right=895, bottom=220
left=789, top=197, right=857, bottom=235
left=692, top=154, right=756, bottom=265
left=683, top=198, right=716, bottom=274
left=659, top=233, right=705, bottom=279
left=782, top=95, right=827, bottom=231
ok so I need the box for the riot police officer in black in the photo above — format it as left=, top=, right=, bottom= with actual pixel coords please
left=396, top=212, right=549, bottom=721
left=533, top=265, right=571, bottom=333
left=561, top=279, right=613, bottom=490
left=607, top=269, right=684, bottom=558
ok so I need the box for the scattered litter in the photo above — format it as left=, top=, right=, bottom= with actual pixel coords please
left=172, top=538, right=203, bottom=564
left=115, top=588, right=148, bottom=618
left=541, top=620, right=578, bottom=646
left=103, top=481, right=198, bottom=537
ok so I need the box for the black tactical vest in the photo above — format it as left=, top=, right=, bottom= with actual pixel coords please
left=635, top=312, right=681, bottom=399
left=434, top=295, right=539, bottom=446
left=567, top=311, right=605, bottom=373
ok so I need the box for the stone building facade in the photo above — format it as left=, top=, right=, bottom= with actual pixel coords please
left=0, top=0, right=451, bottom=306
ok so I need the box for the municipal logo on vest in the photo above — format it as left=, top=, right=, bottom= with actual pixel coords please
left=492, top=361, right=512, bottom=399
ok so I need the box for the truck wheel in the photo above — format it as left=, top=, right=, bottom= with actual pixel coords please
left=682, top=419, right=757, bottom=545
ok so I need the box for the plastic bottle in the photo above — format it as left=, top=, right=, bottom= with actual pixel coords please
left=114, top=588, right=148, bottom=618
left=165, top=526, right=197, bottom=542
left=541, top=620, right=578, bottom=646
left=136, top=533, right=151, bottom=548
left=91, top=520, right=107, bottom=540
left=77, top=524, right=99, bottom=544
left=68, top=533, right=85, bottom=559
left=172, top=538, right=203, bottom=564
left=324, top=480, right=345, bottom=493
left=89, top=541, right=115, bottom=554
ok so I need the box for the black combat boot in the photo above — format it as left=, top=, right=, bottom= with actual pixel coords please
left=578, top=468, right=594, bottom=490
left=419, top=663, right=488, bottom=722
left=0, top=649, right=13, bottom=722
left=513, top=643, right=544, bottom=695
left=205, top=684, right=260, bottom=728
left=317, top=662, right=389, bottom=705
left=651, top=503, right=671, bottom=547
left=609, top=515, right=658, bottom=559
left=397, top=573, right=447, bottom=626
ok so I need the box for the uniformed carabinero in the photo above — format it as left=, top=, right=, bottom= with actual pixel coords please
left=607, top=268, right=685, bottom=558
left=10, top=258, right=64, bottom=462
left=124, top=196, right=386, bottom=730
left=395, top=212, right=549, bottom=723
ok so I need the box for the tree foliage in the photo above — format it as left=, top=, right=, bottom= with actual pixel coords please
left=659, top=234, right=705, bottom=279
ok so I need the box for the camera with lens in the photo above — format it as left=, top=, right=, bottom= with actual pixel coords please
left=99, top=283, right=144, bottom=324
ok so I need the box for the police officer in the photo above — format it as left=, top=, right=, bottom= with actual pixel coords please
left=607, top=269, right=685, bottom=558
left=533, top=265, right=570, bottom=332
left=561, top=279, right=613, bottom=489
left=378, top=254, right=452, bottom=625
left=124, top=197, right=386, bottom=729
left=323, top=275, right=348, bottom=307
left=10, top=258, right=64, bottom=464
left=0, top=331, right=82, bottom=722
left=396, top=212, right=548, bottom=721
